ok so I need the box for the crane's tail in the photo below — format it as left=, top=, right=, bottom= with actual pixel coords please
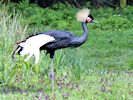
left=76, top=8, right=90, bottom=22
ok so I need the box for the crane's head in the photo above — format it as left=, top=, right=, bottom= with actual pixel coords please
left=86, top=15, right=94, bottom=23
left=76, top=8, right=95, bottom=23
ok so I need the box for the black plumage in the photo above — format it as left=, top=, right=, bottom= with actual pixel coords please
left=39, top=22, right=88, bottom=58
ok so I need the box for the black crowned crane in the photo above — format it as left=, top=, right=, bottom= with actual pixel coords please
left=12, top=8, right=95, bottom=93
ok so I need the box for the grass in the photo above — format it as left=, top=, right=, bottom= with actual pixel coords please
left=0, top=3, right=133, bottom=99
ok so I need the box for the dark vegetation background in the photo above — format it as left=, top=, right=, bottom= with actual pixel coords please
left=3, top=0, right=133, bottom=8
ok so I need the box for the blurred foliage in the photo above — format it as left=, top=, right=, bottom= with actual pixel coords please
left=95, top=14, right=133, bottom=30
left=2, top=0, right=133, bottom=8
left=120, top=0, right=127, bottom=8
left=5, top=2, right=133, bottom=33
left=7, top=2, right=77, bottom=33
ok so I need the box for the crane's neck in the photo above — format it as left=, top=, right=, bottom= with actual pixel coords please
left=81, top=22, right=88, bottom=40
left=71, top=22, right=88, bottom=47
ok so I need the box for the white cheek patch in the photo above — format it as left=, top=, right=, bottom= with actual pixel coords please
left=18, top=34, right=55, bottom=64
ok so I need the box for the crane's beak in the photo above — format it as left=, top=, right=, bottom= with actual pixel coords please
left=92, top=20, right=98, bottom=24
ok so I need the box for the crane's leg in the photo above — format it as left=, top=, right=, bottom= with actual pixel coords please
left=50, top=58, right=54, bottom=94
left=49, top=51, right=55, bottom=94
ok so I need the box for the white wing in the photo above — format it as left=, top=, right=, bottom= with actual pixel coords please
left=22, top=34, right=55, bottom=48
left=19, top=34, right=55, bottom=64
